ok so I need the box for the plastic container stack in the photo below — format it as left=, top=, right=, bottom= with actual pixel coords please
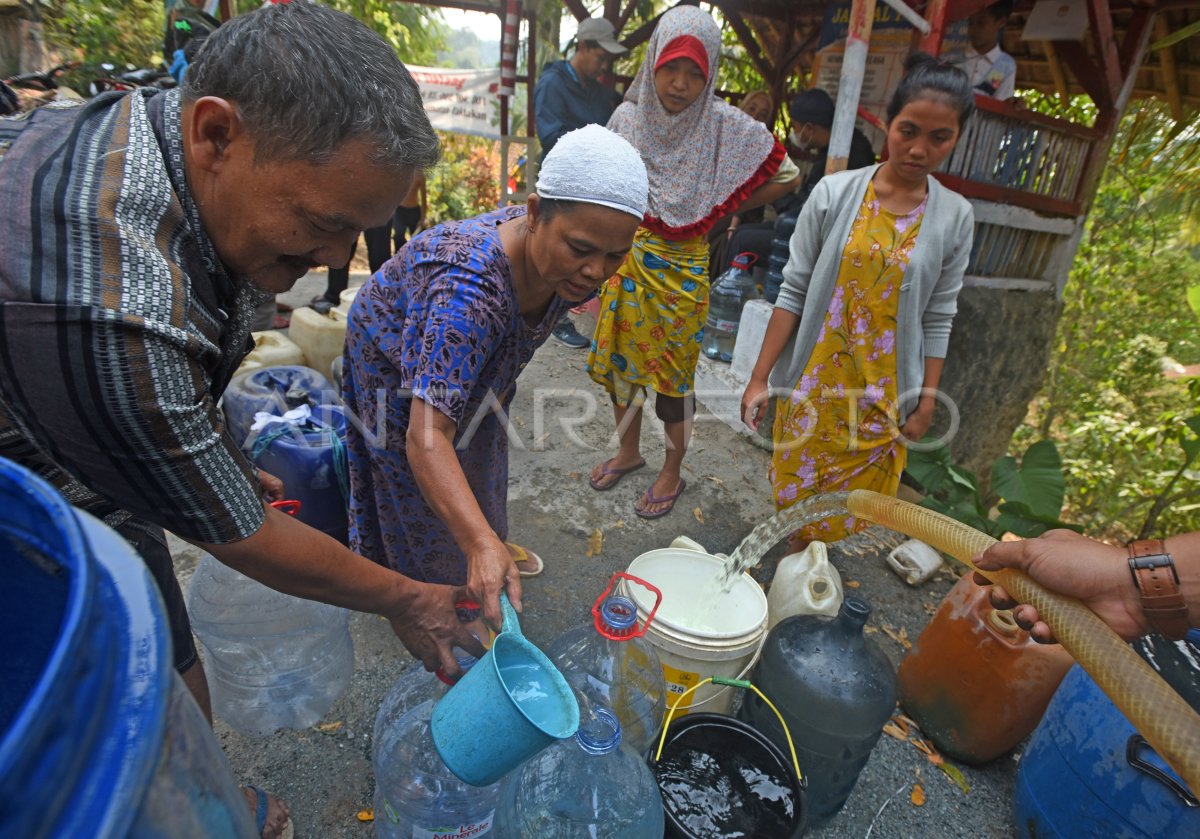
left=187, top=552, right=354, bottom=737
left=763, top=205, right=801, bottom=304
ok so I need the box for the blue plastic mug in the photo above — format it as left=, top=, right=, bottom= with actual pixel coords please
left=431, top=593, right=579, bottom=787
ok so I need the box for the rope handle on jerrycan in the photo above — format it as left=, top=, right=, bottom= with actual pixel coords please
left=592, top=572, right=663, bottom=640
left=653, top=676, right=804, bottom=788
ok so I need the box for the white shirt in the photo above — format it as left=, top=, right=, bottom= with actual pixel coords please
left=950, top=44, right=1017, bottom=100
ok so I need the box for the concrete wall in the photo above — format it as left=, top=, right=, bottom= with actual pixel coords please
left=936, top=285, right=1062, bottom=480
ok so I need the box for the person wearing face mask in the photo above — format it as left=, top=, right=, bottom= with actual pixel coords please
left=742, top=54, right=975, bottom=550
left=341, top=125, right=647, bottom=624
left=586, top=6, right=800, bottom=519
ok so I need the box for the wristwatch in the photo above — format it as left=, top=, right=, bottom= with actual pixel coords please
left=1127, top=539, right=1190, bottom=640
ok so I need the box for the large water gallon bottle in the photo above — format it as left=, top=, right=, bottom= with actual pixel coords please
left=702, top=251, right=759, bottom=363
left=767, top=540, right=844, bottom=628
left=897, top=573, right=1074, bottom=764
left=495, top=708, right=664, bottom=837
left=0, top=458, right=256, bottom=838
left=222, top=364, right=336, bottom=448
left=763, top=205, right=801, bottom=304
left=545, top=577, right=666, bottom=756
left=1013, top=630, right=1200, bottom=839
left=373, top=656, right=502, bottom=838
left=738, top=595, right=896, bottom=826
left=187, top=552, right=354, bottom=737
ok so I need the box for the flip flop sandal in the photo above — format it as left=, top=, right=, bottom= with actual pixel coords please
left=588, top=457, right=647, bottom=491
left=634, top=479, right=687, bottom=520
left=505, top=542, right=545, bottom=578
left=248, top=785, right=294, bottom=839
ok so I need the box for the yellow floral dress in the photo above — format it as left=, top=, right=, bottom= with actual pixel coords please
left=771, top=181, right=927, bottom=543
left=586, top=228, right=709, bottom=405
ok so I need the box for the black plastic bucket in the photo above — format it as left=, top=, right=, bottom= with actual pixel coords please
left=653, top=712, right=807, bottom=838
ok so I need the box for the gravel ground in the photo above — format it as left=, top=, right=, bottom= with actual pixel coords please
left=173, top=271, right=1020, bottom=838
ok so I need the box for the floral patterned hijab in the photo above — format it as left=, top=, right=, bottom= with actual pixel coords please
left=607, top=5, right=782, bottom=238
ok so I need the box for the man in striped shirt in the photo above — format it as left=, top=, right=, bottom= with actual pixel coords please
left=0, top=6, right=482, bottom=834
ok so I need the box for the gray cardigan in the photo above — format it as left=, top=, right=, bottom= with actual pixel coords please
left=771, top=164, right=974, bottom=418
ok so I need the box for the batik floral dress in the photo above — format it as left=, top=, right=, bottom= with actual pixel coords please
left=770, top=181, right=927, bottom=543
left=341, top=206, right=566, bottom=585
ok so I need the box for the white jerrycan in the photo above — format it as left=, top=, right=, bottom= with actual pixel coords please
left=767, top=540, right=844, bottom=628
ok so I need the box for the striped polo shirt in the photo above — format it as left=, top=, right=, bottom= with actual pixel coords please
left=0, top=88, right=267, bottom=544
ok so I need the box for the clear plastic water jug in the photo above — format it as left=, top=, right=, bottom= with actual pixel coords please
left=738, top=595, right=896, bottom=826
left=546, top=575, right=666, bottom=755
left=186, top=552, right=354, bottom=737
left=373, top=656, right=501, bottom=838
left=495, top=708, right=664, bottom=838
left=702, top=252, right=758, bottom=363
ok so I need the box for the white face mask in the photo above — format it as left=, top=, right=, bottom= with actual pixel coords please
left=789, top=127, right=810, bottom=148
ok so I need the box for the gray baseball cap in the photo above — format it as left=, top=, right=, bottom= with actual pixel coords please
left=576, top=17, right=628, bottom=56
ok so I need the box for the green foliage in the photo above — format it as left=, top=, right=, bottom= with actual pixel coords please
left=40, top=0, right=165, bottom=72
left=425, top=132, right=499, bottom=226
left=1019, top=97, right=1200, bottom=537
left=906, top=439, right=1080, bottom=539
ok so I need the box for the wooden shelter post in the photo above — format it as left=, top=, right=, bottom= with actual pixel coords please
left=826, top=0, right=876, bottom=174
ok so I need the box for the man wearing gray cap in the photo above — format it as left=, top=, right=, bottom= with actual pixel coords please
left=534, top=16, right=629, bottom=348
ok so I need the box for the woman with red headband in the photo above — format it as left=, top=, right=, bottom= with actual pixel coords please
left=586, top=5, right=800, bottom=518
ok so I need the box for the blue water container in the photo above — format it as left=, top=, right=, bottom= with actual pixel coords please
left=1014, top=635, right=1200, bottom=839
left=0, top=458, right=255, bottom=838
left=248, top=404, right=350, bottom=544
left=222, top=365, right=336, bottom=448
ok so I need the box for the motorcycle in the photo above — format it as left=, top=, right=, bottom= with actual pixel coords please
left=89, top=64, right=177, bottom=97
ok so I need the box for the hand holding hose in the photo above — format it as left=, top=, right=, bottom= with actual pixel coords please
left=973, top=530, right=1149, bottom=643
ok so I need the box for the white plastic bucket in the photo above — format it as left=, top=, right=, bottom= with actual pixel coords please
left=622, top=548, right=768, bottom=716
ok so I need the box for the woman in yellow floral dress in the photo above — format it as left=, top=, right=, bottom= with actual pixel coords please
left=741, top=55, right=976, bottom=546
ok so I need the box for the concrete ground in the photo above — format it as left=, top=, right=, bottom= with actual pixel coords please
left=171, top=270, right=1018, bottom=838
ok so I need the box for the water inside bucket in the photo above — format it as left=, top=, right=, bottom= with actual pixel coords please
left=496, top=647, right=575, bottom=735
left=656, top=719, right=799, bottom=837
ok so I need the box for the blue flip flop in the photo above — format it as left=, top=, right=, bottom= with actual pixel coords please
left=248, top=785, right=294, bottom=839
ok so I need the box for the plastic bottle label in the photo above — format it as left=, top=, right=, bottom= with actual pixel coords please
left=412, top=813, right=494, bottom=838
left=705, top=318, right=739, bottom=332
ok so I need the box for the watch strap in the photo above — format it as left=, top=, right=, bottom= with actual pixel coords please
left=1127, top=539, right=1190, bottom=641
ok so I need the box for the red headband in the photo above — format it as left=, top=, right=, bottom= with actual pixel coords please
left=654, top=35, right=709, bottom=81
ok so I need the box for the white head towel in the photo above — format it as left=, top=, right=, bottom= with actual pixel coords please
left=536, top=124, right=648, bottom=220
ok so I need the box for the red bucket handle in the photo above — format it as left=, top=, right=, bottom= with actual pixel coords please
left=592, top=572, right=662, bottom=640
left=270, top=499, right=302, bottom=516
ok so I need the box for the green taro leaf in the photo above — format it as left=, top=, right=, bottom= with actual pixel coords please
left=991, top=440, right=1066, bottom=519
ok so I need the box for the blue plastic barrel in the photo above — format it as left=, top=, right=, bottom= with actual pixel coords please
left=0, top=458, right=255, bottom=838
left=249, top=404, right=350, bottom=544
left=222, top=365, right=336, bottom=448
left=1014, top=640, right=1200, bottom=839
